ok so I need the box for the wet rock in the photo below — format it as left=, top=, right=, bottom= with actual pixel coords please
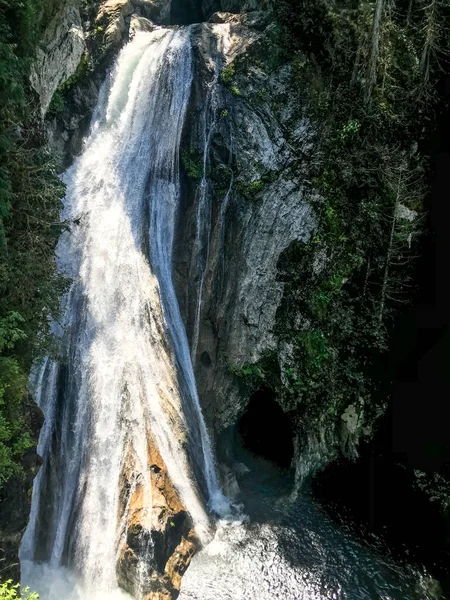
left=117, top=432, right=200, bottom=600
left=96, top=0, right=170, bottom=51
left=219, top=464, right=240, bottom=497
left=173, top=17, right=316, bottom=437
left=340, top=401, right=365, bottom=459
left=129, top=14, right=159, bottom=36
left=95, top=0, right=134, bottom=49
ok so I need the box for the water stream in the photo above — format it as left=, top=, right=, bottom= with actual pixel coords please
left=179, top=450, right=442, bottom=600
left=20, top=27, right=228, bottom=600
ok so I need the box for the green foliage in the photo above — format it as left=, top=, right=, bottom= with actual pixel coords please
left=221, top=63, right=236, bottom=85
left=228, top=352, right=280, bottom=396
left=235, top=166, right=279, bottom=200
left=48, top=53, right=93, bottom=117
left=229, top=363, right=266, bottom=381
left=62, top=53, right=92, bottom=91
left=220, top=61, right=243, bottom=96
left=236, top=178, right=266, bottom=199
left=210, top=163, right=232, bottom=197
left=255, top=0, right=445, bottom=424
left=250, top=180, right=265, bottom=194
left=181, top=149, right=203, bottom=181
left=0, top=0, right=67, bottom=487
left=0, top=580, right=38, bottom=600
left=47, top=90, right=64, bottom=116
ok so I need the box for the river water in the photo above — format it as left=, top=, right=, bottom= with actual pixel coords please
left=180, top=451, right=443, bottom=600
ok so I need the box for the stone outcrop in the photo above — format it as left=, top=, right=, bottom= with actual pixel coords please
left=95, top=0, right=170, bottom=52
left=117, top=433, right=199, bottom=600
left=30, top=0, right=86, bottom=114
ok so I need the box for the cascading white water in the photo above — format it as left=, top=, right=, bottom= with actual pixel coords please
left=20, top=26, right=229, bottom=600
left=188, top=26, right=232, bottom=363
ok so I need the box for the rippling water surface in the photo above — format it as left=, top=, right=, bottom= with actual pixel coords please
left=180, top=452, right=442, bottom=600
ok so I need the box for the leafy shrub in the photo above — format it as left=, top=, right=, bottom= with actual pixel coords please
left=0, top=580, right=38, bottom=600
left=221, top=63, right=236, bottom=85
left=0, top=0, right=67, bottom=487
left=181, top=149, right=203, bottom=181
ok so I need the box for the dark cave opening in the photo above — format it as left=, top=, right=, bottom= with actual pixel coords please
left=170, top=0, right=204, bottom=25
left=237, top=388, right=294, bottom=468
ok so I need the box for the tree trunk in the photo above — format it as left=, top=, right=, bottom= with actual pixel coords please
left=406, top=0, right=414, bottom=27
left=378, top=173, right=401, bottom=326
left=365, top=0, right=385, bottom=104
left=420, top=0, right=437, bottom=85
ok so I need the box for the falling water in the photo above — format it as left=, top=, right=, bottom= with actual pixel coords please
left=20, top=27, right=229, bottom=600
left=189, top=25, right=232, bottom=363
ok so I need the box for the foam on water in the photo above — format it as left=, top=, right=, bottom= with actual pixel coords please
left=20, top=27, right=229, bottom=599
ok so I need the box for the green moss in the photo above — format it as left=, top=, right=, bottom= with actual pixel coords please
left=181, top=149, right=204, bottom=181
left=47, top=90, right=64, bottom=117
left=235, top=168, right=280, bottom=199
left=221, top=63, right=236, bottom=85
left=210, top=164, right=232, bottom=196
left=249, top=179, right=265, bottom=194
left=228, top=352, right=280, bottom=397
left=47, top=53, right=93, bottom=117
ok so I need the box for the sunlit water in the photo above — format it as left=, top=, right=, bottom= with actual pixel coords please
left=180, top=451, right=442, bottom=600
left=20, top=27, right=230, bottom=600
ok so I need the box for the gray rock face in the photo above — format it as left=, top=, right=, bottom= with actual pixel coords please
left=172, top=16, right=316, bottom=436
left=31, top=0, right=173, bottom=117
left=129, top=14, right=159, bottom=36
left=38, top=0, right=335, bottom=491
left=30, top=0, right=86, bottom=115
left=95, top=0, right=170, bottom=49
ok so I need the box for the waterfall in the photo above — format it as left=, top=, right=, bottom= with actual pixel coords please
left=188, top=24, right=232, bottom=364
left=20, top=27, right=229, bottom=600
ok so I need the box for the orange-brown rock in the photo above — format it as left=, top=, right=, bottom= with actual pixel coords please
left=116, top=430, right=201, bottom=600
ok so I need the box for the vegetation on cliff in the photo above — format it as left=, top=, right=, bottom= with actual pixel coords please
left=0, top=0, right=65, bottom=488
left=277, top=0, right=448, bottom=425
left=232, top=0, right=449, bottom=453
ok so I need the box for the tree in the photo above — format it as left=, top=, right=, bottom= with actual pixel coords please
left=377, top=150, right=424, bottom=327
left=0, top=0, right=66, bottom=487
left=419, top=0, right=444, bottom=87
left=365, top=0, right=386, bottom=103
